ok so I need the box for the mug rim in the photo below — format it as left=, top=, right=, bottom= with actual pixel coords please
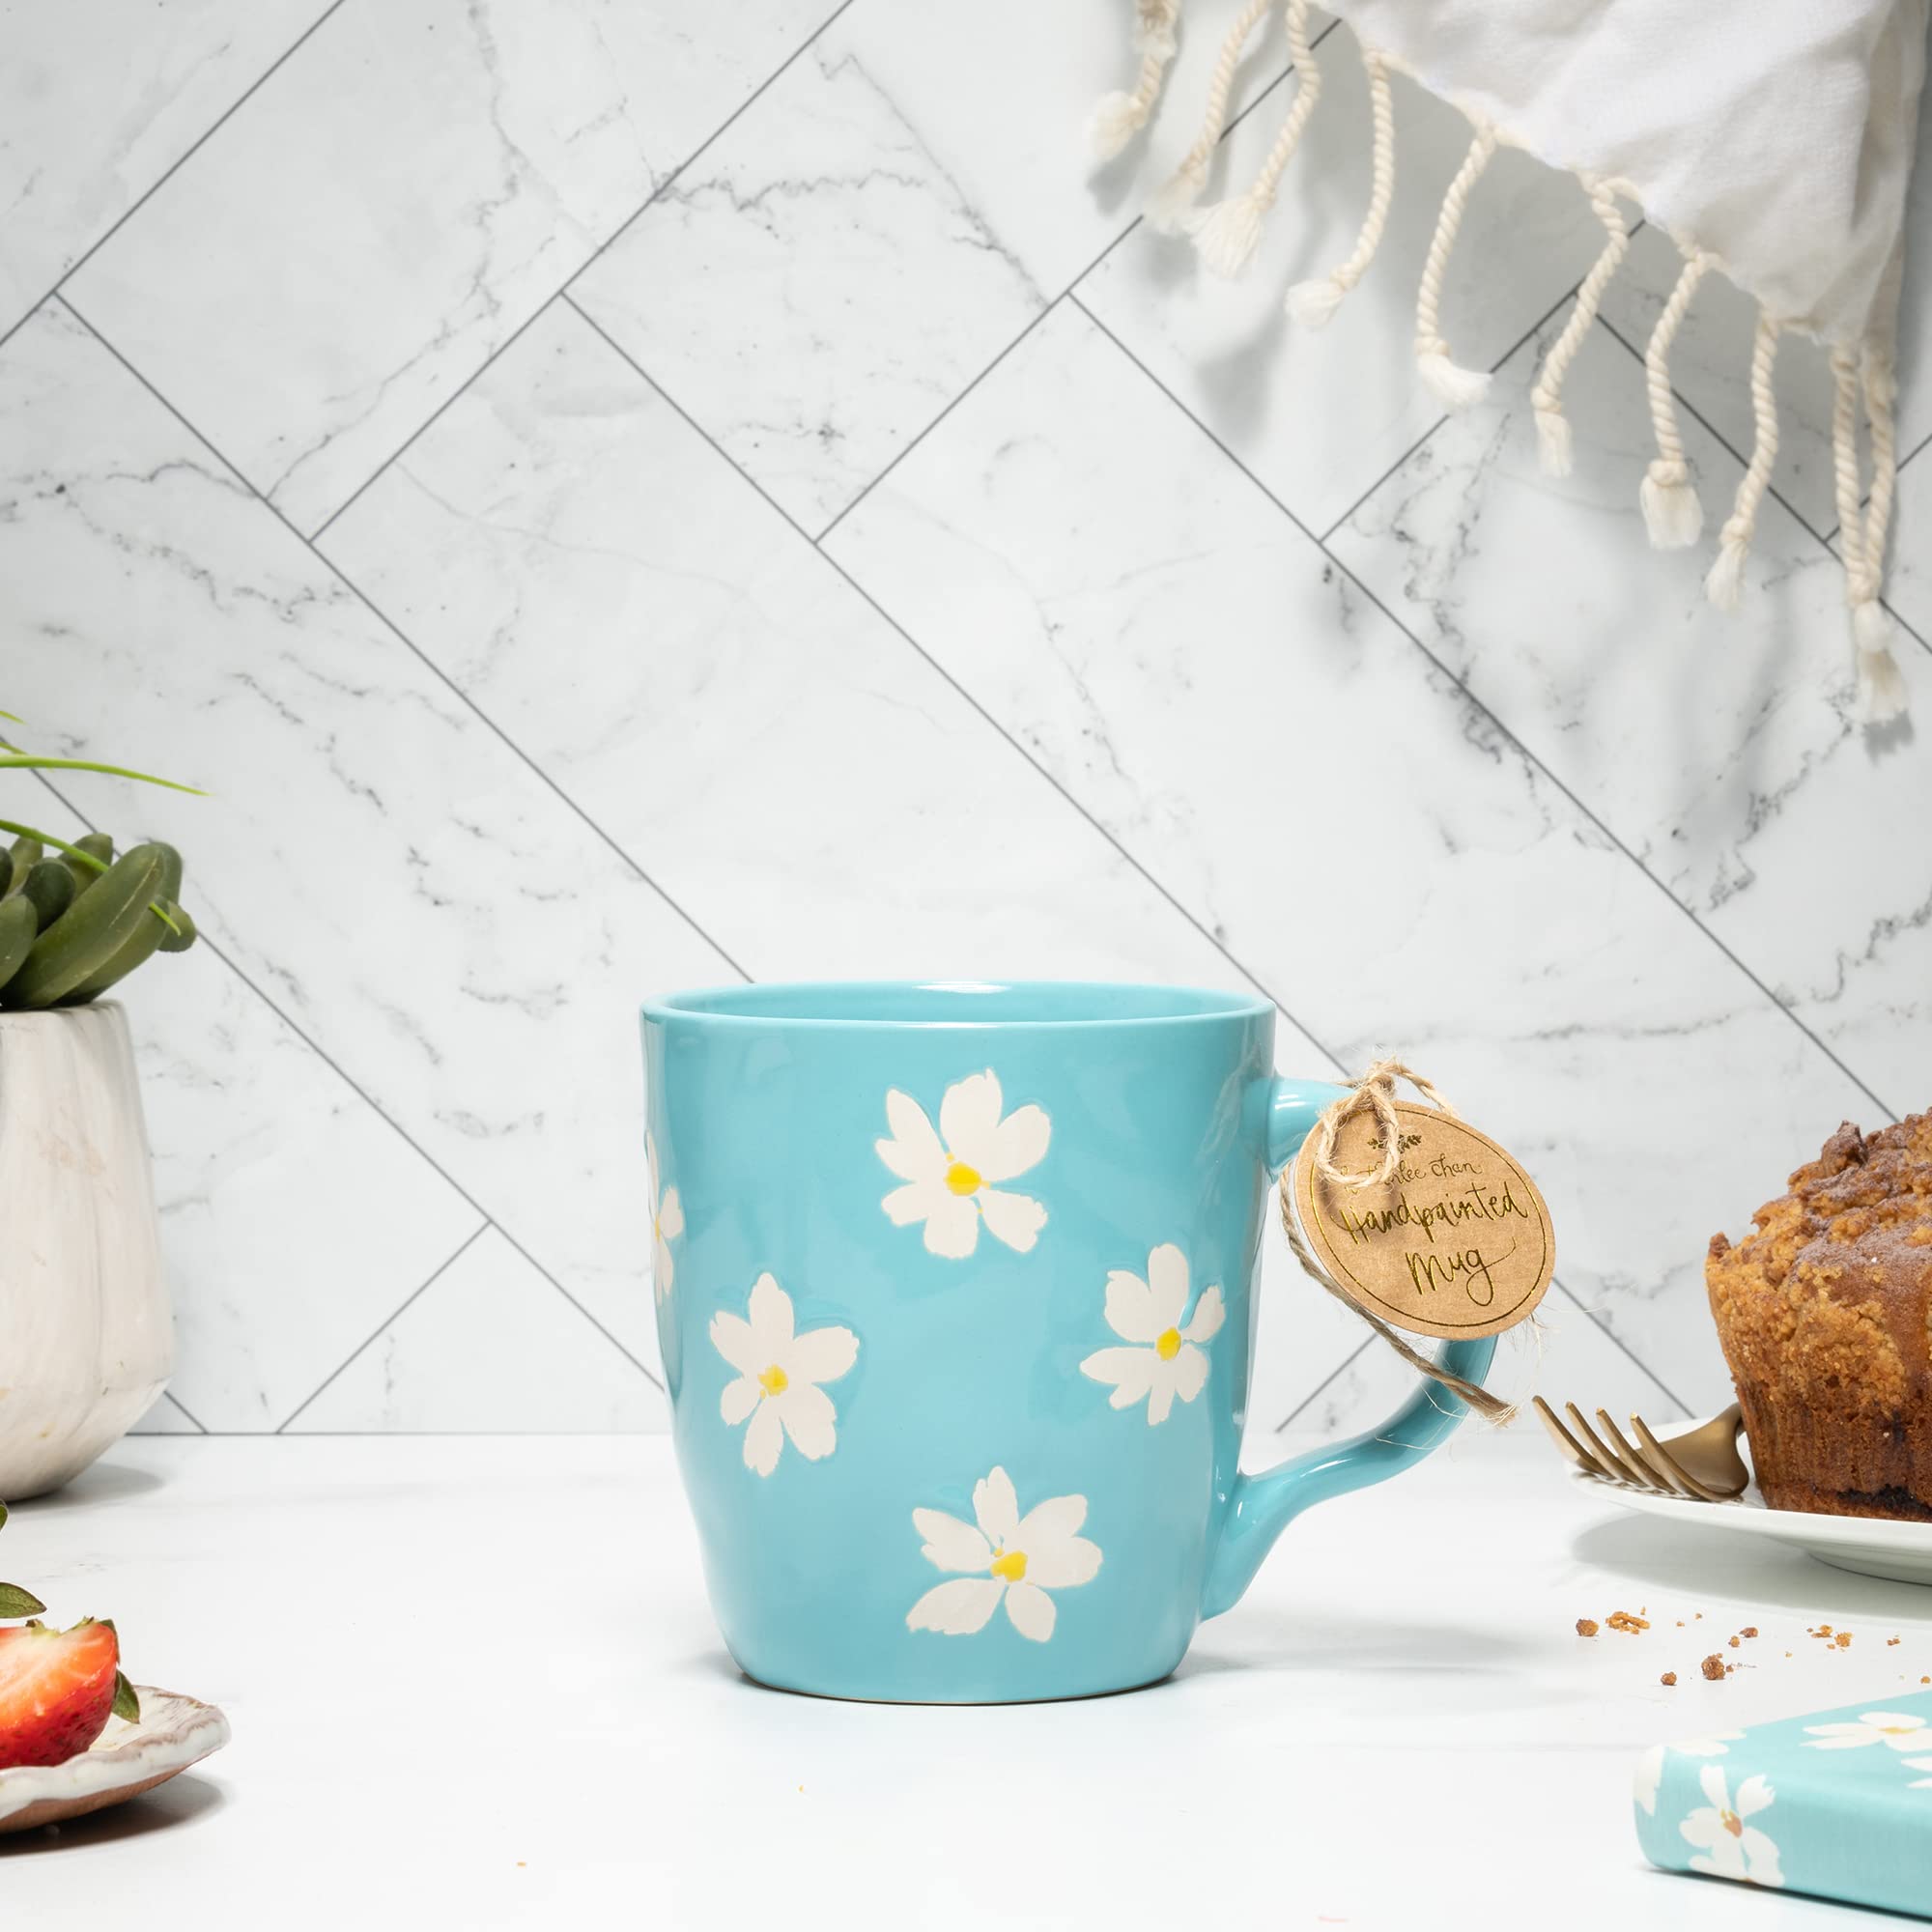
left=642, top=980, right=1271, bottom=1031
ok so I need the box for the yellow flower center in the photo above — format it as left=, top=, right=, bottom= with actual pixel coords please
left=757, top=1364, right=789, bottom=1398
left=1155, top=1327, right=1182, bottom=1361
left=945, top=1160, right=982, bottom=1197
left=989, top=1548, right=1027, bottom=1583
left=1720, top=1809, right=1743, bottom=1838
left=1882, top=1724, right=1918, bottom=1735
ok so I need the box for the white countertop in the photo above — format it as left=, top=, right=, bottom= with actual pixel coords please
left=5, top=1432, right=1929, bottom=1928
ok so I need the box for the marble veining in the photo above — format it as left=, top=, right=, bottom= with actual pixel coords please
left=62, top=0, right=830, bottom=532
left=826, top=301, right=1884, bottom=1405
left=1079, top=50, right=1608, bottom=538
left=1, top=301, right=731, bottom=1398
left=0, top=0, right=327, bottom=340
left=1330, top=311, right=1932, bottom=1109
left=5, top=0, right=1928, bottom=1438
left=572, top=0, right=1311, bottom=533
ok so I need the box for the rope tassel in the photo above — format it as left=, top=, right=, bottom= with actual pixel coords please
left=1287, top=46, right=1394, bottom=327
left=1188, top=0, right=1321, bottom=280
left=1833, top=348, right=1909, bottom=723
left=1414, top=123, right=1497, bottom=410
left=1146, top=0, right=1269, bottom=233
left=1086, top=0, right=1182, bottom=164
left=1638, top=248, right=1710, bottom=548
left=1706, top=312, right=1781, bottom=612
left=1528, top=177, right=1630, bottom=477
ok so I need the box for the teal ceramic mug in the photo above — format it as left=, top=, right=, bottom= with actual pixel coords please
left=642, top=981, right=1493, bottom=1703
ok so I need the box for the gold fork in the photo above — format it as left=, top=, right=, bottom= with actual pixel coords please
left=1533, top=1397, right=1749, bottom=1501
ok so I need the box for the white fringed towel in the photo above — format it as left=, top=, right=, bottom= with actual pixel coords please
left=1088, top=0, right=1929, bottom=724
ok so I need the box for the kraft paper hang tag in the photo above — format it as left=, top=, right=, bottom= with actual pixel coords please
left=1290, top=1100, right=1553, bottom=1341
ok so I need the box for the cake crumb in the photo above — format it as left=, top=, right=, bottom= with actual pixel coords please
left=1741, top=1627, right=1758, bottom=1638
left=1701, top=1654, right=1726, bottom=1681
left=1576, top=1618, right=1599, bottom=1637
left=1836, top=1632, right=1854, bottom=1648
left=1606, top=1609, right=1651, bottom=1634
left=1728, top=1635, right=1740, bottom=1648
left=1675, top=1620, right=1685, bottom=1628
left=1889, top=1637, right=1902, bottom=1646
left=1661, top=1671, right=1677, bottom=1687
left=1695, top=1612, right=1703, bottom=1621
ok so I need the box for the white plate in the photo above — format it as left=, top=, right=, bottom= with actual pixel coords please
left=1574, top=1427, right=1932, bottom=1586
left=0, top=1686, right=229, bottom=1833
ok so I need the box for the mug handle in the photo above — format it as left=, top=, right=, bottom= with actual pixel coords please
left=1201, top=1076, right=1498, bottom=1619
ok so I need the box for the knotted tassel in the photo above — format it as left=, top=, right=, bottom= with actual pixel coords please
left=1187, top=0, right=1321, bottom=279
left=1527, top=177, right=1630, bottom=476
left=1833, top=347, right=1909, bottom=723
left=1086, top=0, right=1182, bottom=163
left=1705, top=312, right=1781, bottom=611
left=1414, top=123, right=1497, bottom=409
left=1638, top=247, right=1710, bottom=548
left=1146, top=0, right=1269, bottom=232
left=1287, top=46, right=1393, bottom=327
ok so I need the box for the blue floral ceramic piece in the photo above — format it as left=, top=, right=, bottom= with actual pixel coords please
left=642, top=980, right=1495, bottom=1702
left=1635, top=1687, right=1932, bottom=1915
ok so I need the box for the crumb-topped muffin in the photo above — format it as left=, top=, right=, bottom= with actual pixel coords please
left=1708, top=1116, right=1932, bottom=1520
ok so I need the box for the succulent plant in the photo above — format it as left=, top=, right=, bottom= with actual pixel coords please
left=0, top=709, right=198, bottom=1010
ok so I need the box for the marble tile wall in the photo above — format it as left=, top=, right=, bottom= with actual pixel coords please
left=3, top=0, right=1927, bottom=1440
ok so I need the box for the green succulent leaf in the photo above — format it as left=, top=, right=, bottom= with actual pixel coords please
left=112, top=1672, right=140, bottom=1724
left=62, top=833, right=114, bottom=893
left=0, top=755, right=203, bottom=795
left=19, top=860, right=74, bottom=933
left=3, top=844, right=168, bottom=1009
left=0, top=1582, right=46, bottom=1618
left=0, top=821, right=108, bottom=872
left=156, top=901, right=197, bottom=952
left=4, top=836, right=41, bottom=895
left=0, top=896, right=37, bottom=991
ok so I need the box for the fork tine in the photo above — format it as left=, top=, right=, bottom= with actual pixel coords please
left=1596, top=1407, right=1691, bottom=1495
left=1560, top=1402, right=1634, bottom=1484
left=1630, top=1412, right=1728, bottom=1502
left=1566, top=1403, right=1656, bottom=1490
left=1533, top=1397, right=1615, bottom=1479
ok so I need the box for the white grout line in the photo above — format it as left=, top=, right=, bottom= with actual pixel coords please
left=274, top=1222, right=493, bottom=1432
left=31, top=763, right=667, bottom=1404
left=1067, top=290, right=1898, bottom=1135
left=0, top=0, right=352, bottom=361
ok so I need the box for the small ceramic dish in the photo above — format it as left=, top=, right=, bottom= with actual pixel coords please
left=0, top=1687, right=229, bottom=1833
left=1573, top=1421, right=1932, bottom=1586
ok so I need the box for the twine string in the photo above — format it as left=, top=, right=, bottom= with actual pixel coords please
left=1279, top=1059, right=1518, bottom=1424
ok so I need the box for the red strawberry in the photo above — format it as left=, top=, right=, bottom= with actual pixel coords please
left=0, top=1618, right=121, bottom=1769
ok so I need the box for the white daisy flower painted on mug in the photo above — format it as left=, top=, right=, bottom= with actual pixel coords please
left=647, top=1132, right=684, bottom=1304
left=1901, top=1757, right=1932, bottom=1788
left=709, top=1274, right=858, bottom=1477
left=1079, top=1243, right=1224, bottom=1426
left=905, top=1466, right=1101, bottom=1643
left=1679, top=1765, right=1782, bottom=1887
left=1804, top=1711, right=1932, bottom=1751
left=876, top=1070, right=1049, bottom=1260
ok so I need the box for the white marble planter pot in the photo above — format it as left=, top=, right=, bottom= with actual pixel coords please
left=0, top=1004, right=171, bottom=1500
